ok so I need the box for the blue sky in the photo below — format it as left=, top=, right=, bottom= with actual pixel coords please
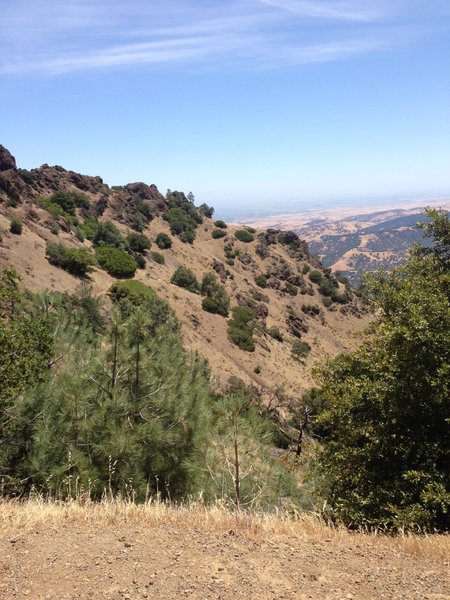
left=1, top=0, right=449, bottom=213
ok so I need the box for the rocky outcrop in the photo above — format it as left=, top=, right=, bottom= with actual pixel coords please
left=0, top=145, right=16, bottom=171
left=0, top=146, right=25, bottom=202
left=286, top=309, right=309, bottom=338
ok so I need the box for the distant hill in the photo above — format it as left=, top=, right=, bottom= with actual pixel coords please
left=235, top=202, right=450, bottom=285
left=0, top=145, right=368, bottom=400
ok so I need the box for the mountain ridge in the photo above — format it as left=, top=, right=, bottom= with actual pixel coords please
left=0, top=145, right=369, bottom=400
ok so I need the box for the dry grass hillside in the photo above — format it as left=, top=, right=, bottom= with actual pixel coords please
left=0, top=145, right=369, bottom=399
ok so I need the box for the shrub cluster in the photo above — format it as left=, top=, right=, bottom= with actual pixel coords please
left=109, top=280, right=155, bottom=305
left=200, top=273, right=230, bottom=316
left=267, top=325, right=283, bottom=341
left=46, top=242, right=95, bottom=275
left=212, top=229, right=227, bottom=239
left=164, top=191, right=203, bottom=243
left=254, top=274, right=268, bottom=288
left=213, top=220, right=227, bottom=229
left=291, top=340, right=311, bottom=361
left=228, top=306, right=256, bottom=352
left=235, top=229, right=254, bottom=243
left=95, top=246, right=137, bottom=278
left=151, top=251, right=165, bottom=265
left=155, top=232, right=172, bottom=249
left=10, top=218, right=23, bottom=235
left=170, top=266, right=199, bottom=293
left=125, top=232, right=151, bottom=254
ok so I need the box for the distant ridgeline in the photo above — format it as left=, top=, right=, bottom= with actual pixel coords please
left=306, top=211, right=438, bottom=285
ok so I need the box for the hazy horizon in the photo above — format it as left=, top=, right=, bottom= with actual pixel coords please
left=2, top=1, right=449, bottom=213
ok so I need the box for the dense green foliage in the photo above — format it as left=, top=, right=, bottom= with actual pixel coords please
left=170, top=266, right=199, bottom=293
left=312, top=209, right=450, bottom=531
left=227, top=306, right=256, bottom=352
left=213, top=220, right=227, bottom=229
left=110, top=280, right=155, bottom=305
left=155, top=232, right=172, bottom=249
left=200, top=273, right=230, bottom=317
left=46, top=242, right=96, bottom=275
left=211, top=229, right=227, bottom=239
left=95, top=246, right=137, bottom=278
left=93, top=221, right=124, bottom=248
left=0, top=272, right=297, bottom=507
left=47, top=190, right=89, bottom=215
left=0, top=270, right=53, bottom=492
left=125, top=232, right=151, bottom=254
left=235, top=229, right=254, bottom=243
left=164, top=192, right=203, bottom=244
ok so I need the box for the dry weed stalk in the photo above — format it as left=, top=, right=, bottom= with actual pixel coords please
left=0, top=497, right=448, bottom=562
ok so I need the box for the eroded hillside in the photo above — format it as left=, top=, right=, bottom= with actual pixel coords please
left=0, top=145, right=369, bottom=398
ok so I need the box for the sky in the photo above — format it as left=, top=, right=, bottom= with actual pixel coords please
left=1, top=0, right=450, bottom=215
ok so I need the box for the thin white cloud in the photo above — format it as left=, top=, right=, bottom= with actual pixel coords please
left=256, top=0, right=391, bottom=21
left=0, top=0, right=438, bottom=76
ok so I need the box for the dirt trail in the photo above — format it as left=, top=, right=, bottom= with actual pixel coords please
left=1, top=510, right=449, bottom=600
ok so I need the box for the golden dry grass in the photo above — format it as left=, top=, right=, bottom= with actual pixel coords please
left=1, top=498, right=448, bottom=563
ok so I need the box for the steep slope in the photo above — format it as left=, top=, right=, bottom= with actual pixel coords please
left=0, top=145, right=369, bottom=398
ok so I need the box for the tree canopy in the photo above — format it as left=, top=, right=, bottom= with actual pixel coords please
left=311, top=209, right=450, bottom=531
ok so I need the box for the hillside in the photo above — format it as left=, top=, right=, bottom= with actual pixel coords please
left=0, top=145, right=368, bottom=399
left=1, top=501, right=449, bottom=600
left=237, top=202, right=450, bottom=285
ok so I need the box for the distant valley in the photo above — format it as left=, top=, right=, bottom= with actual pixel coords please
left=237, top=200, right=450, bottom=284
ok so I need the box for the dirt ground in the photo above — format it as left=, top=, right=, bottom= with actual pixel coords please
left=0, top=503, right=449, bottom=600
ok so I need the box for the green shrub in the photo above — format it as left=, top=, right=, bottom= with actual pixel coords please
left=301, top=303, right=320, bottom=316
left=50, top=222, right=60, bottom=235
left=10, top=218, right=23, bottom=235
left=17, top=168, right=34, bottom=185
left=93, top=221, right=124, bottom=248
left=213, top=220, right=227, bottom=229
left=267, top=326, right=283, bottom=341
left=292, top=340, right=311, bottom=361
left=96, top=246, right=137, bottom=278
left=151, top=252, right=165, bottom=265
left=110, top=280, right=155, bottom=305
left=200, top=273, right=230, bottom=317
left=322, top=296, right=333, bottom=308
left=126, top=232, right=150, bottom=254
left=170, top=266, right=199, bottom=293
left=74, top=227, right=85, bottom=242
left=155, top=232, right=172, bottom=249
left=47, top=190, right=89, bottom=216
left=135, top=255, right=146, bottom=269
left=308, top=270, right=323, bottom=284
left=284, top=282, right=298, bottom=296
left=254, top=274, right=268, bottom=288
left=212, top=229, right=227, bottom=239
left=244, top=226, right=256, bottom=234
left=302, top=264, right=310, bottom=274
left=235, top=229, right=254, bottom=243
left=228, top=306, right=256, bottom=352
left=164, top=192, right=203, bottom=243
left=78, top=216, right=99, bottom=241
left=7, top=197, right=19, bottom=208
left=46, top=242, right=95, bottom=276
